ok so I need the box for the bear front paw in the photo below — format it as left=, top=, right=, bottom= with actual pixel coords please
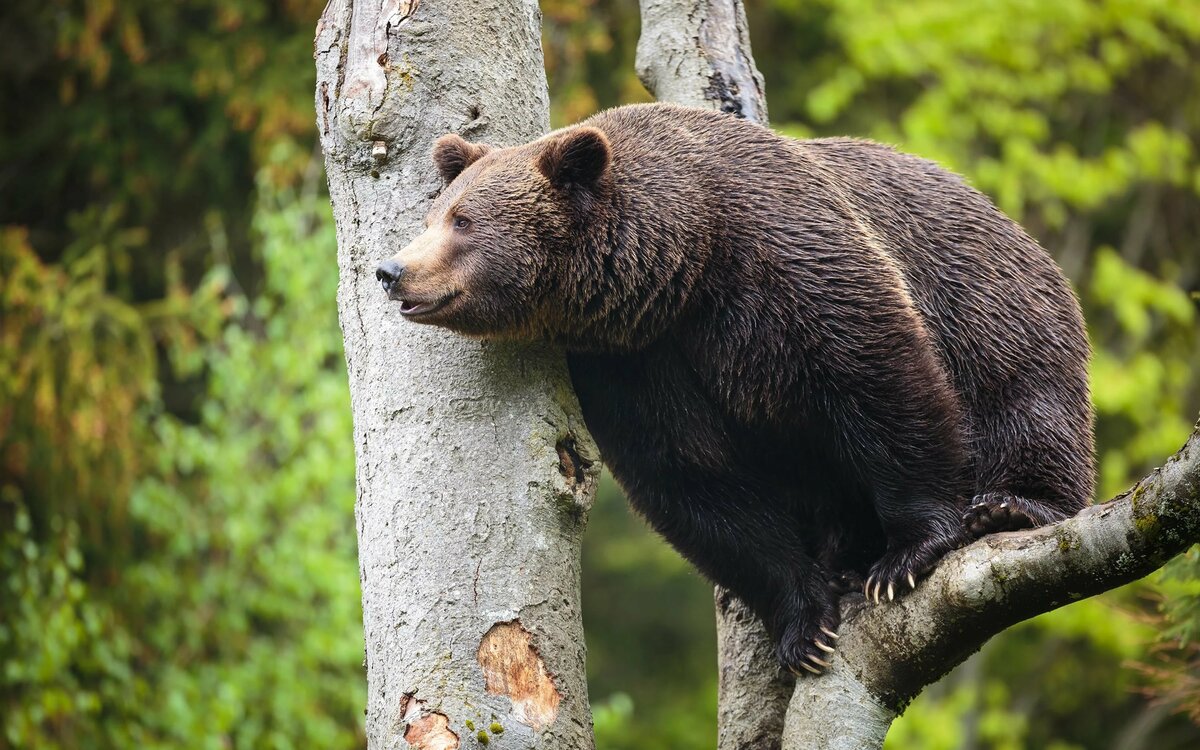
left=864, top=538, right=957, bottom=604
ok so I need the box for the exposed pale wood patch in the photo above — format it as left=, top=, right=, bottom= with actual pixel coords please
left=400, top=694, right=459, bottom=750
left=477, top=620, right=561, bottom=731
left=404, top=712, right=458, bottom=750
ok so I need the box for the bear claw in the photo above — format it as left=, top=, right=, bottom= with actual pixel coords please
left=807, top=654, right=832, bottom=669
left=778, top=609, right=840, bottom=676
left=785, top=633, right=839, bottom=676
left=864, top=568, right=920, bottom=604
left=864, top=574, right=907, bottom=604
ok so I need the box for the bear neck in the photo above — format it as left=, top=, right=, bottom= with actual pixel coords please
left=547, top=172, right=721, bottom=354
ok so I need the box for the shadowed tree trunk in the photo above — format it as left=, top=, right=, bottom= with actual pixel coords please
left=315, top=2, right=598, bottom=748
left=635, top=2, right=1200, bottom=749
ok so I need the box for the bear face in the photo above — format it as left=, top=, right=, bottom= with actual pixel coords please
left=376, top=127, right=612, bottom=339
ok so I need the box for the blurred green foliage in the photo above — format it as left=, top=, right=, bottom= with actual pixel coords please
left=2, top=171, right=362, bottom=747
left=584, top=476, right=718, bottom=750
left=0, top=0, right=322, bottom=316
left=2, top=0, right=1199, bottom=748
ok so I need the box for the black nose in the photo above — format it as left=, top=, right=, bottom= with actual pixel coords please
left=376, top=259, right=404, bottom=294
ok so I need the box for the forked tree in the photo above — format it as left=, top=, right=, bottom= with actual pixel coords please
left=316, top=1, right=1200, bottom=748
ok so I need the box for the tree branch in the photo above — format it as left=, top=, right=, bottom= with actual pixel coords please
left=716, top=589, right=796, bottom=750
left=835, top=419, right=1200, bottom=707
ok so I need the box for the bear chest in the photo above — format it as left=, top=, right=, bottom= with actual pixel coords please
left=566, top=343, right=782, bottom=487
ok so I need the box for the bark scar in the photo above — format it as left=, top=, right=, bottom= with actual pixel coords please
left=553, top=431, right=597, bottom=517
left=556, top=436, right=589, bottom=487
left=399, top=694, right=459, bottom=750
left=477, top=620, right=561, bottom=731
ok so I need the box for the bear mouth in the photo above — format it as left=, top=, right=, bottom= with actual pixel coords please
left=398, top=292, right=457, bottom=318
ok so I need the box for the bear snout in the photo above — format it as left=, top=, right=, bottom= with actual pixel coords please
left=376, top=259, right=405, bottom=297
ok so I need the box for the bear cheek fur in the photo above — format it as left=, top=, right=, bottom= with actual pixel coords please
left=438, top=204, right=565, bottom=340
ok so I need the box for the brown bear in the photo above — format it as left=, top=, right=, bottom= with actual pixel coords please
left=375, top=103, right=1095, bottom=676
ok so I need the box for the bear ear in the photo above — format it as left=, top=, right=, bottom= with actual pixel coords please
left=432, top=134, right=493, bottom=183
left=538, top=127, right=610, bottom=189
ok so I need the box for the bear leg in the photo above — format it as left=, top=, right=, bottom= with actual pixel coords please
left=815, top=518, right=874, bottom=596
left=803, top=283, right=973, bottom=604
left=773, top=571, right=842, bottom=676
left=625, top=480, right=845, bottom=675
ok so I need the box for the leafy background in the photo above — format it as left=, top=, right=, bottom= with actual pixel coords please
left=2, top=1, right=1198, bottom=748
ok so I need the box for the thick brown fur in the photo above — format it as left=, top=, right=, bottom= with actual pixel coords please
left=377, top=103, right=1096, bottom=675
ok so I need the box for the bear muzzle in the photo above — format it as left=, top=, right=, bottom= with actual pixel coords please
left=377, top=225, right=464, bottom=319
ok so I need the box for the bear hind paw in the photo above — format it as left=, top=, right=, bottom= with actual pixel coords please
left=962, top=493, right=1068, bottom=538
left=777, top=607, right=841, bottom=677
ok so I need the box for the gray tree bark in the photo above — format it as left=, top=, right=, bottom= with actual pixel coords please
left=315, top=2, right=598, bottom=749
left=636, top=0, right=767, bottom=124
left=635, top=3, right=1200, bottom=749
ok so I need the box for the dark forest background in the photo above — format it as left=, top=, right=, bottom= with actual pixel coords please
left=2, top=1, right=1199, bottom=748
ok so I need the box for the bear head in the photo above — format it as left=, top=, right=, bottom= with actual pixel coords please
left=376, top=126, right=612, bottom=341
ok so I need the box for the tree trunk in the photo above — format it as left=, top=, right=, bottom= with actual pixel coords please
left=315, top=2, right=598, bottom=749
left=714, top=588, right=796, bottom=750
left=636, top=0, right=767, bottom=123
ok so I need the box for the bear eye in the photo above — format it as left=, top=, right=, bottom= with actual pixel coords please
left=453, top=216, right=471, bottom=231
